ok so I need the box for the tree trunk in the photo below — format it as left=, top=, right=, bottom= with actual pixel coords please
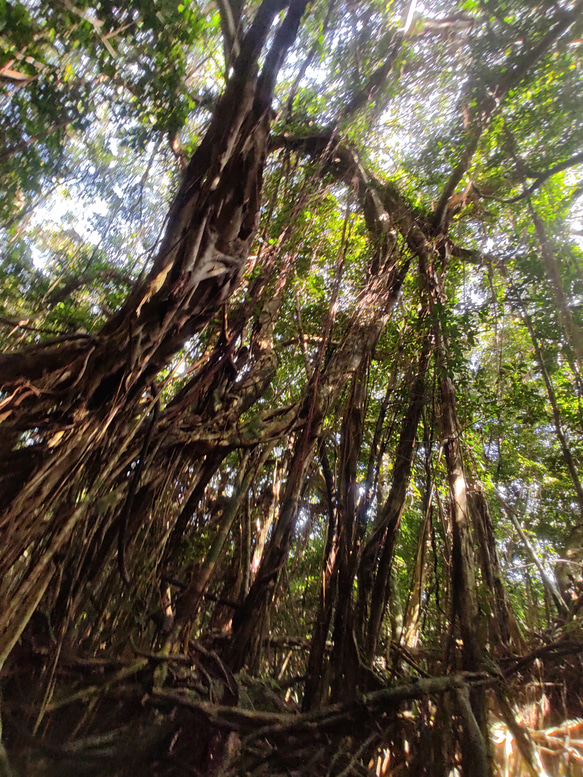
left=0, top=0, right=310, bottom=671
left=302, top=445, right=339, bottom=711
left=467, top=482, right=524, bottom=650
left=329, top=356, right=369, bottom=703
left=530, top=204, right=583, bottom=375
left=360, top=338, right=430, bottom=663
left=227, top=244, right=411, bottom=670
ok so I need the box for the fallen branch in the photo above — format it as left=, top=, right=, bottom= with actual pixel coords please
left=153, top=671, right=495, bottom=738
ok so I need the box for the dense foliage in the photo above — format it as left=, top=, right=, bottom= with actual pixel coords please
left=1, top=0, right=583, bottom=774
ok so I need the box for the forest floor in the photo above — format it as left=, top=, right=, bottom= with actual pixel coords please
left=3, top=621, right=583, bottom=777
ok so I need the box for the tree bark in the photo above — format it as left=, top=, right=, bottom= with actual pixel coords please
left=360, top=338, right=430, bottom=663
left=0, top=0, right=311, bottom=671
left=468, top=482, right=524, bottom=649
left=302, top=445, right=339, bottom=711
left=228, top=248, right=411, bottom=671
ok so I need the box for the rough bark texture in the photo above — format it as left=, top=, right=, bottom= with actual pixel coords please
left=360, top=340, right=430, bottom=663
left=0, top=0, right=310, bottom=670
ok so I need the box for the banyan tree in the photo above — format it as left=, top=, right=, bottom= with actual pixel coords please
left=1, top=0, right=583, bottom=774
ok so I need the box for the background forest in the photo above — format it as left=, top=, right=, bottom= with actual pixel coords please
left=1, top=0, right=583, bottom=774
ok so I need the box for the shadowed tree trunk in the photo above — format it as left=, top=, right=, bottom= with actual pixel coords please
left=302, top=444, right=339, bottom=711
left=228, top=234, right=411, bottom=671
left=328, top=354, right=369, bottom=704
left=410, top=239, right=493, bottom=775
left=359, top=337, right=430, bottom=665
left=468, top=482, right=524, bottom=650
left=0, top=0, right=311, bottom=670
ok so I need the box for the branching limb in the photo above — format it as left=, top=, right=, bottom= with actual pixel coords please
left=216, top=0, right=242, bottom=71
left=431, top=1, right=583, bottom=231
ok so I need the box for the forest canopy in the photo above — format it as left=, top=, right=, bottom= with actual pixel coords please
left=1, top=0, right=583, bottom=775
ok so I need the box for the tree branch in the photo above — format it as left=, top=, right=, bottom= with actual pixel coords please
left=431, top=1, right=583, bottom=231
left=504, top=150, right=583, bottom=203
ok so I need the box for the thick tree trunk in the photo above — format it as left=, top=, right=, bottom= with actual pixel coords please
left=438, top=361, right=481, bottom=672
left=438, top=352, right=492, bottom=776
left=0, top=0, right=310, bottom=671
left=417, top=244, right=491, bottom=775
